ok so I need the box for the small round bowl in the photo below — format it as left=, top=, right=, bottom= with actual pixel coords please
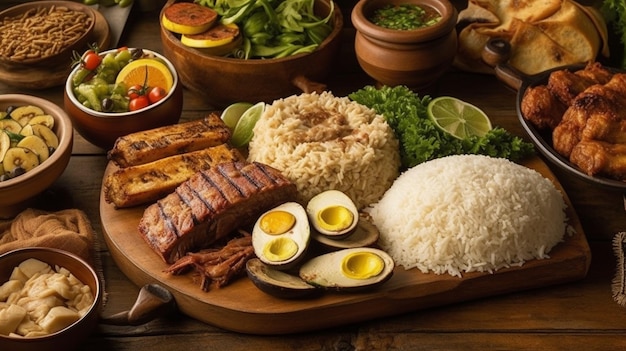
left=0, top=1, right=96, bottom=69
left=351, top=0, right=458, bottom=91
left=0, top=95, right=73, bottom=219
left=63, top=48, right=183, bottom=150
left=0, top=247, right=103, bottom=351
left=160, top=0, right=342, bottom=107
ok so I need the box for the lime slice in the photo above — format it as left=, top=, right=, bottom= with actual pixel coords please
left=220, top=102, right=253, bottom=130
left=427, top=96, right=492, bottom=139
left=231, top=102, right=265, bottom=148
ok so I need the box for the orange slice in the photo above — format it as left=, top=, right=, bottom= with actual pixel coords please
left=115, top=59, right=174, bottom=92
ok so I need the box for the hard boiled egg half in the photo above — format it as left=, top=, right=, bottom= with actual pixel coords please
left=252, top=202, right=310, bottom=270
left=299, top=247, right=394, bottom=291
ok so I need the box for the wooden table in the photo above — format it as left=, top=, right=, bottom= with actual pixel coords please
left=2, top=2, right=626, bottom=350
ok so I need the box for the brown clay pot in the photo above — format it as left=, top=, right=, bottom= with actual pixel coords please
left=351, top=0, right=458, bottom=91
left=160, top=0, right=343, bottom=108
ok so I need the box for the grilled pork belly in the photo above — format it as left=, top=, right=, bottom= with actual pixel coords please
left=104, top=144, right=243, bottom=208
left=138, top=161, right=298, bottom=264
left=108, top=113, right=231, bottom=168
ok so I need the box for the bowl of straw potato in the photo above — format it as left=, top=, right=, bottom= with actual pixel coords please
left=0, top=1, right=96, bottom=69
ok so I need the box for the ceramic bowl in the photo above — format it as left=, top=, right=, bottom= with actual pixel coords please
left=0, top=95, right=73, bottom=219
left=0, top=1, right=96, bottom=69
left=160, top=0, right=343, bottom=108
left=63, top=48, right=183, bottom=150
left=351, top=0, right=458, bottom=91
left=0, top=247, right=103, bottom=351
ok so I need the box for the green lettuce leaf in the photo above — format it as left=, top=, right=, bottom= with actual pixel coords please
left=349, top=85, right=535, bottom=169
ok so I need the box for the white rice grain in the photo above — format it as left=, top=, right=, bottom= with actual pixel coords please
left=366, top=154, right=568, bottom=277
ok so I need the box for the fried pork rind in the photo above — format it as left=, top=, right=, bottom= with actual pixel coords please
left=455, top=0, right=609, bottom=75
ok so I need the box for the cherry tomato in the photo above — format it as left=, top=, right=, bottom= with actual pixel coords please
left=127, top=84, right=144, bottom=100
left=129, top=96, right=150, bottom=111
left=148, top=86, right=167, bottom=104
left=82, top=51, right=102, bottom=71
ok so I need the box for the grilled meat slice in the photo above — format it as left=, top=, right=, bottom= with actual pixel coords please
left=108, top=113, right=231, bottom=168
left=138, top=161, right=298, bottom=264
left=103, top=144, right=244, bottom=208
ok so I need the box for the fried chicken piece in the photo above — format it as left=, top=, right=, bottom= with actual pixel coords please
left=575, top=62, right=614, bottom=85
left=547, top=63, right=614, bottom=107
left=520, top=84, right=567, bottom=130
left=553, top=118, right=584, bottom=158
left=570, top=140, right=626, bottom=180
left=548, top=69, right=597, bottom=106
left=604, top=72, right=626, bottom=95
left=553, top=76, right=626, bottom=157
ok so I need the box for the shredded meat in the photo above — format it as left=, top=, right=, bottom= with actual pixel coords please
left=165, top=232, right=255, bottom=291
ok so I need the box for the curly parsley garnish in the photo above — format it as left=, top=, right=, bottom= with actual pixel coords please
left=349, top=85, right=535, bottom=169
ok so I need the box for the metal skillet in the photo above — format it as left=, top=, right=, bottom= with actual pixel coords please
left=481, top=38, right=626, bottom=199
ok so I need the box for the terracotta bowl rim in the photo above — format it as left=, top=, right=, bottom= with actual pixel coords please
left=0, top=94, right=73, bottom=190
left=352, top=0, right=458, bottom=42
left=0, top=1, right=96, bottom=67
left=160, top=0, right=343, bottom=65
left=0, top=247, right=102, bottom=342
left=64, top=48, right=180, bottom=119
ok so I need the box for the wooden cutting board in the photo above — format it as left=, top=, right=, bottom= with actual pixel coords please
left=100, top=156, right=591, bottom=335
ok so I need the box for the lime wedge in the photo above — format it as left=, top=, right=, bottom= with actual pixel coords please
left=220, top=102, right=253, bottom=130
left=427, top=96, right=492, bottom=139
left=231, top=102, right=265, bottom=148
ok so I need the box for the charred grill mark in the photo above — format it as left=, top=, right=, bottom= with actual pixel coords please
left=234, top=162, right=265, bottom=189
left=191, top=183, right=217, bottom=215
left=157, top=199, right=181, bottom=238
left=175, top=183, right=203, bottom=225
left=217, top=163, right=251, bottom=198
left=199, top=168, right=230, bottom=205
left=253, top=162, right=286, bottom=186
left=129, top=140, right=149, bottom=151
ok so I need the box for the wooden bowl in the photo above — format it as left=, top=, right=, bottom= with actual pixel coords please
left=0, top=95, right=73, bottom=219
left=63, top=49, right=183, bottom=150
left=0, top=1, right=96, bottom=69
left=160, top=0, right=343, bottom=107
left=0, top=247, right=103, bottom=351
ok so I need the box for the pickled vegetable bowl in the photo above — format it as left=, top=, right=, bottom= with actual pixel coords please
left=69, top=47, right=175, bottom=113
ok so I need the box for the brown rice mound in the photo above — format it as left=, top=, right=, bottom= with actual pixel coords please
left=247, top=91, right=400, bottom=209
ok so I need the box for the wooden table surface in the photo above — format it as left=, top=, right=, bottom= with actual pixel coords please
left=2, top=1, right=626, bottom=350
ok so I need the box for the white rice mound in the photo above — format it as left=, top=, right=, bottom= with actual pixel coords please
left=366, top=154, right=568, bottom=277
left=247, top=91, right=401, bottom=209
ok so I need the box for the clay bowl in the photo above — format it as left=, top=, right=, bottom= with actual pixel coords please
left=160, top=0, right=343, bottom=108
left=0, top=1, right=96, bottom=70
left=0, top=247, right=103, bottom=351
left=63, top=48, right=183, bottom=150
left=351, top=0, right=458, bottom=91
left=0, top=94, right=73, bottom=219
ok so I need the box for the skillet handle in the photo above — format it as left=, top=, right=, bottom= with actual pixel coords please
left=481, top=38, right=526, bottom=91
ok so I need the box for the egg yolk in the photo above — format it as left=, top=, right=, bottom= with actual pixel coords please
left=260, top=210, right=296, bottom=235
left=263, top=237, right=298, bottom=262
left=317, top=206, right=354, bottom=232
left=341, top=252, right=384, bottom=280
